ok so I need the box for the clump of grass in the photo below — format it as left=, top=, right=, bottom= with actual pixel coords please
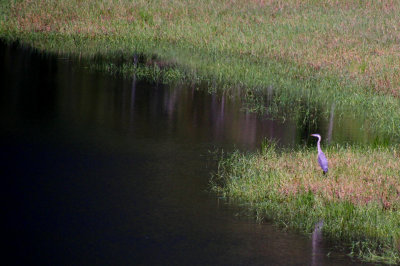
left=89, top=60, right=186, bottom=83
left=212, top=143, right=400, bottom=264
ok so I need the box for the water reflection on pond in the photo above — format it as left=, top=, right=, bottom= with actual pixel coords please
left=1, top=42, right=370, bottom=265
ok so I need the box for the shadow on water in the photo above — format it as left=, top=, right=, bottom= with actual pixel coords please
left=1, top=41, right=372, bottom=265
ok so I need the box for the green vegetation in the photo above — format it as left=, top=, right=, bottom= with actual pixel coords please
left=212, top=143, right=400, bottom=264
left=1, top=0, right=400, bottom=138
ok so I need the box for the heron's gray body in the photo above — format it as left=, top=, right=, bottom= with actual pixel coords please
left=311, top=134, right=329, bottom=174
left=317, top=150, right=329, bottom=173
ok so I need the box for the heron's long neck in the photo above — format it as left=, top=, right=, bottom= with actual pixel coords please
left=317, top=138, right=322, bottom=153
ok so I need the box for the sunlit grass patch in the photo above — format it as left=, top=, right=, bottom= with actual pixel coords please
left=275, top=147, right=400, bottom=209
left=212, top=144, right=400, bottom=264
left=3, top=0, right=399, bottom=96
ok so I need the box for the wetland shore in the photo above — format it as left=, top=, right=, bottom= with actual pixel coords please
left=1, top=1, right=399, bottom=263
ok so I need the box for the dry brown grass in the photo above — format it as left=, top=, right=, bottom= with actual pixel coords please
left=3, top=0, right=400, bottom=96
left=259, top=147, right=400, bottom=210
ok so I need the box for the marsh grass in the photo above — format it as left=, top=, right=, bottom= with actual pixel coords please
left=1, top=1, right=400, bottom=138
left=211, top=144, right=400, bottom=264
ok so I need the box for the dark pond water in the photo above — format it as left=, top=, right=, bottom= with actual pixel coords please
left=1, top=42, right=371, bottom=265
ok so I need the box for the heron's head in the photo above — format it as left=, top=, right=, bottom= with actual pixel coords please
left=310, top=134, right=321, bottom=139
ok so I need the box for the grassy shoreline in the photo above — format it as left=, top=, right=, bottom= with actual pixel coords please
left=211, top=144, right=400, bottom=264
left=1, top=1, right=400, bottom=139
left=2, top=1, right=400, bottom=262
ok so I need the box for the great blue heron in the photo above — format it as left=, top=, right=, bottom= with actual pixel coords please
left=311, top=134, right=328, bottom=175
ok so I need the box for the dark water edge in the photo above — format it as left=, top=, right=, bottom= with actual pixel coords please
left=1, top=41, right=371, bottom=265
